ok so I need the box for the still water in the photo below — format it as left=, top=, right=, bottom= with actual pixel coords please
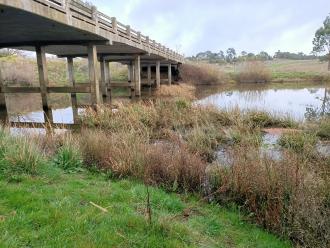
left=197, top=83, right=329, bottom=121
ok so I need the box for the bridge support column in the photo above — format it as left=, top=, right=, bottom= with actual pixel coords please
left=168, top=63, right=172, bottom=85
left=156, top=61, right=161, bottom=88
left=0, top=67, right=8, bottom=124
left=87, top=44, right=100, bottom=108
left=147, top=65, right=152, bottom=85
left=105, top=61, right=111, bottom=103
left=36, top=46, right=53, bottom=127
left=100, top=58, right=110, bottom=104
left=67, top=57, right=79, bottom=123
left=134, top=55, right=141, bottom=96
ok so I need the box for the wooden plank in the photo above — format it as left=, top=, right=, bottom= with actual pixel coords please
left=0, top=86, right=90, bottom=94
left=109, top=82, right=133, bottom=88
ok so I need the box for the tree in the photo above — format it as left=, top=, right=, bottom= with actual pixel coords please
left=313, top=14, right=330, bottom=70
left=226, top=48, right=236, bottom=63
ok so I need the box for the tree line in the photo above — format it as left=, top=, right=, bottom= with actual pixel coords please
left=186, top=49, right=324, bottom=64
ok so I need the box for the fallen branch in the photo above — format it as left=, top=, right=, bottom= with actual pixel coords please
left=89, top=201, right=108, bottom=213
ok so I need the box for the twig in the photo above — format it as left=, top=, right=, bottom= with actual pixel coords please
left=89, top=201, right=108, bottom=213
left=146, top=185, right=152, bottom=224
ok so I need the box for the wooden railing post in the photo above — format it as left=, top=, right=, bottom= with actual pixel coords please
left=64, top=0, right=72, bottom=25
left=111, top=17, right=118, bottom=33
left=87, top=44, right=100, bottom=108
left=91, top=5, right=99, bottom=33
left=126, top=25, right=131, bottom=40
left=36, top=46, right=53, bottom=127
left=137, top=32, right=141, bottom=43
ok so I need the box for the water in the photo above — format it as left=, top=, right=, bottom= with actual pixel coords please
left=197, top=84, right=329, bottom=121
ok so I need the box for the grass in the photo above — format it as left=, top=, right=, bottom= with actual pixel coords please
left=236, top=61, right=271, bottom=83
left=0, top=171, right=290, bottom=248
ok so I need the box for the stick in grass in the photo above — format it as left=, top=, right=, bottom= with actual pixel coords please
left=89, top=201, right=108, bottom=213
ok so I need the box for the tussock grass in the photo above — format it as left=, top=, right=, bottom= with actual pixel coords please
left=180, top=63, right=228, bottom=85
left=0, top=128, right=46, bottom=177
left=316, top=118, right=330, bottom=140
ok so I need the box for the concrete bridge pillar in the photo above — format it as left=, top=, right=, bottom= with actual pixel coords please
left=147, top=65, right=152, bottom=85
left=100, top=58, right=110, bottom=104
left=134, top=55, right=141, bottom=96
left=0, top=67, right=8, bottom=124
left=156, top=61, right=160, bottom=88
left=87, top=44, right=100, bottom=108
left=36, top=46, right=53, bottom=125
left=168, top=63, right=172, bottom=85
left=67, top=57, right=79, bottom=123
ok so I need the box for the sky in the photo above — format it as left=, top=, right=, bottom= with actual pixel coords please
left=92, top=0, right=329, bottom=56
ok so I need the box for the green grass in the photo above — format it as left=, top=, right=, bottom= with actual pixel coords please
left=0, top=170, right=290, bottom=248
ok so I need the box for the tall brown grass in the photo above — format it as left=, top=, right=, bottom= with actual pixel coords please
left=236, top=61, right=271, bottom=83
left=180, top=63, right=228, bottom=85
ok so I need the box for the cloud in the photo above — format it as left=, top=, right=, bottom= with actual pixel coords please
left=94, top=0, right=330, bottom=56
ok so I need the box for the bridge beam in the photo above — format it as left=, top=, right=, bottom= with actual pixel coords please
left=134, top=55, right=141, bottom=96
left=87, top=44, right=101, bottom=108
left=67, top=57, right=79, bottom=123
left=36, top=46, right=53, bottom=125
left=156, top=61, right=161, bottom=88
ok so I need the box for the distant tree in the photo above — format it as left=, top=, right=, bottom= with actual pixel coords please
left=226, top=48, right=236, bottom=63
left=313, top=14, right=330, bottom=70
left=241, top=51, right=247, bottom=57
left=0, top=49, right=22, bottom=57
left=218, top=50, right=225, bottom=60
left=257, top=51, right=272, bottom=61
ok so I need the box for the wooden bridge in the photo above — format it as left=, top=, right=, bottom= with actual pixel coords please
left=0, top=0, right=184, bottom=127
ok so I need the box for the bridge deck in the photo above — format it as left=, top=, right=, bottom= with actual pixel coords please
left=0, top=0, right=184, bottom=63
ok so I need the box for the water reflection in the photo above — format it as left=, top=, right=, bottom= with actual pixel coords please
left=197, top=85, right=330, bottom=121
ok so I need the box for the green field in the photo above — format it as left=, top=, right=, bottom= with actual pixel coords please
left=0, top=170, right=290, bottom=248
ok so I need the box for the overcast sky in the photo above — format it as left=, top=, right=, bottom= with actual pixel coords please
left=92, top=0, right=330, bottom=56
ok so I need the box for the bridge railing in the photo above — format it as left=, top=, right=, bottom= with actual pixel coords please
left=40, top=0, right=183, bottom=61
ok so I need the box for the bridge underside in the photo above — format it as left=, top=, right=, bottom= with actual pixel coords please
left=0, top=0, right=182, bottom=129
left=0, top=4, right=176, bottom=63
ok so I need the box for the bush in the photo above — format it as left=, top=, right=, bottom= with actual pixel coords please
left=53, top=141, right=83, bottom=172
left=236, top=61, right=271, bottom=83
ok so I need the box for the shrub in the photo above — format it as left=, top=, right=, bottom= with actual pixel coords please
left=209, top=147, right=329, bottom=247
left=53, top=141, right=83, bottom=172
left=236, top=61, right=271, bottom=83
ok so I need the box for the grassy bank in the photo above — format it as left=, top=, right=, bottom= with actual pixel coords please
left=185, top=59, right=330, bottom=85
left=0, top=129, right=289, bottom=248
left=1, top=93, right=329, bottom=246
